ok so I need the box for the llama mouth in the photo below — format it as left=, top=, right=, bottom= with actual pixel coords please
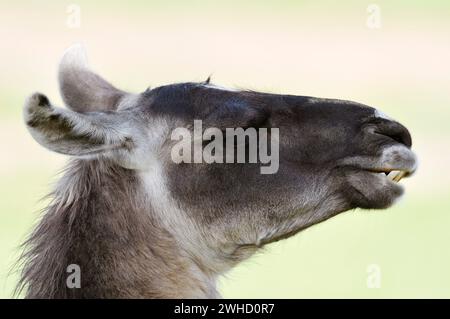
left=372, top=169, right=408, bottom=183
left=339, top=145, right=418, bottom=185
left=340, top=146, right=417, bottom=208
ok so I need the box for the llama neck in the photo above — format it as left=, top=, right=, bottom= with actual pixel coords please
left=19, top=159, right=219, bottom=298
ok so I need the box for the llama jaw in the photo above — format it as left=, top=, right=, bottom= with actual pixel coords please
left=340, top=144, right=417, bottom=185
left=340, top=145, right=417, bottom=209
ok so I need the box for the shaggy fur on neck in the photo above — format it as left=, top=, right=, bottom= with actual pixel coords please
left=16, top=159, right=217, bottom=298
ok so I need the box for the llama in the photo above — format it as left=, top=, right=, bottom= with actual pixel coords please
left=19, top=45, right=417, bottom=298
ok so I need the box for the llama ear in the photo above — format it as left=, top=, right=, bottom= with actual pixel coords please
left=23, top=93, right=132, bottom=157
left=58, top=44, right=126, bottom=113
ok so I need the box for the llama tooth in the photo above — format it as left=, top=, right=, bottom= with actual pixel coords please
left=387, top=171, right=397, bottom=181
left=393, top=171, right=406, bottom=182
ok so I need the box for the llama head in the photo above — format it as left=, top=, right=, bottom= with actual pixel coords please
left=24, top=45, right=417, bottom=272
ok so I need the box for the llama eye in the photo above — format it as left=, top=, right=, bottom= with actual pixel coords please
left=232, top=111, right=271, bottom=131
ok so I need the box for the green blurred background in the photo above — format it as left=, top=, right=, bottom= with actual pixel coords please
left=1, top=0, right=449, bottom=298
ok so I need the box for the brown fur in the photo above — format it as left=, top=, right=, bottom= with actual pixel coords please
left=17, top=159, right=216, bottom=298
left=18, top=46, right=417, bottom=298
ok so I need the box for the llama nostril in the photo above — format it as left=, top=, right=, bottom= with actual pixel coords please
left=373, top=120, right=412, bottom=148
left=383, top=129, right=411, bottom=147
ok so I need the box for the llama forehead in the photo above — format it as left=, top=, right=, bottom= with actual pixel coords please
left=141, top=82, right=246, bottom=123
left=152, top=82, right=239, bottom=96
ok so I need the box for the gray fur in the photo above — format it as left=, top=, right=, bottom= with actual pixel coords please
left=18, top=46, right=417, bottom=298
